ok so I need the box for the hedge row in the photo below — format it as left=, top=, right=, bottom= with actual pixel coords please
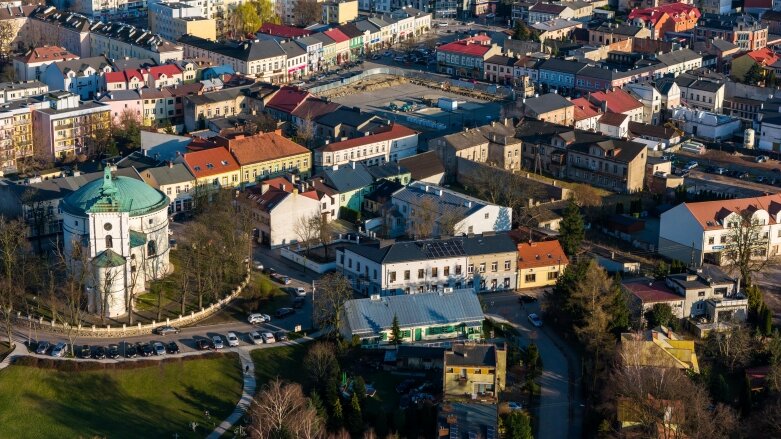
left=12, top=351, right=239, bottom=371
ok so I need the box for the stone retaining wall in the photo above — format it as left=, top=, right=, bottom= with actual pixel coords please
left=14, top=270, right=251, bottom=338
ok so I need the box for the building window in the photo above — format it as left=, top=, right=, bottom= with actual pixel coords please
left=504, top=260, right=511, bottom=270
left=431, top=267, right=438, bottom=277
left=708, top=236, right=715, bottom=245
left=404, top=270, right=410, bottom=280
left=491, top=262, right=498, bottom=272
left=418, top=269, right=424, bottom=279
left=389, top=271, right=396, bottom=282
left=455, top=265, right=462, bottom=275
left=147, top=240, right=157, bottom=256
left=547, top=271, right=558, bottom=280
left=444, top=266, right=450, bottom=277
left=467, top=265, right=474, bottom=274
left=105, top=235, right=113, bottom=249
left=479, top=263, right=485, bottom=273
left=525, top=273, right=536, bottom=283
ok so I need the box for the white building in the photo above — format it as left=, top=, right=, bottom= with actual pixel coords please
left=179, top=35, right=288, bottom=83
left=314, top=123, right=419, bottom=168
left=390, top=182, right=513, bottom=238
left=670, top=107, right=741, bottom=140
left=758, top=113, right=781, bottom=151
left=238, top=182, right=322, bottom=248
left=658, top=193, right=781, bottom=267
left=41, top=56, right=113, bottom=101
left=336, top=233, right=518, bottom=296
left=13, top=46, right=79, bottom=82
left=61, top=167, right=171, bottom=317
left=656, top=49, right=703, bottom=77
left=625, top=82, right=662, bottom=125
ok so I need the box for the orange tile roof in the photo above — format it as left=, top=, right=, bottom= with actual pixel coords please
left=318, top=124, right=418, bottom=152
left=743, top=48, right=780, bottom=66
left=681, top=194, right=781, bottom=230
left=224, top=132, right=309, bottom=165
left=182, top=146, right=240, bottom=178
left=571, top=97, right=601, bottom=121
left=517, top=240, right=568, bottom=269
left=16, top=46, right=78, bottom=64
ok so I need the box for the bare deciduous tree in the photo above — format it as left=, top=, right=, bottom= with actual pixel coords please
left=0, top=217, right=28, bottom=349
left=294, top=214, right=319, bottom=256
left=291, top=0, right=321, bottom=27
left=303, top=341, right=339, bottom=388
left=723, top=208, right=776, bottom=287
left=248, top=379, right=323, bottom=439
left=408, top=197, right=437, bottom=239
left=704, top=324, right=753, bottom=373
left=313, top=272, right=352, bottom=334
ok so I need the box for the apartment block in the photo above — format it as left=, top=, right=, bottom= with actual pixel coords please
left=32, top=91, right=111, bottom=160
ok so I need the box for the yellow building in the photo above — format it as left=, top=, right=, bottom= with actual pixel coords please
left=215, top=132, right=311, bottom=184
left=0, top=100, right=41, bottom=171
left=443, top=344, right=506, bottom=402
left=174, top=17, right=217, bottom=42
left=31, top=91, right=111, bottom=161
left=322, top=0, right=358, bottom=25
left=516, top=240, right=569, bottom=289
left=181, top=146, right=241, bottom=190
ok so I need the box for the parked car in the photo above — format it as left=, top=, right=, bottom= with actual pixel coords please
left=275, top=331, right=288, bottom=342
left=51, top=342, right=67, bottom=357
left=261, top=332, right=276, bottom=344
left=293, top=297, right=306, bottom=309
left=382, top=50, right=392, bottom=56
left=154, top=325, right=180, bottom=336
left=253, top=260, right=264, bottom=271
left=250, top=331, right=263, bottom=345
left=756, top=155, right=769, bottom=163
left=166, top=341, right=180, bottom=354
left=271, top=273, right=291, bottom=285
left=393, top=55, right=405, bottom=62
left=212, top=335, right=225, bottom=349
left=248, top=313, right=270, bottom=324
left=107, top=345, right=120, bottom=359
left=125, top=344, right=138, bottom=358
left=227, top=332, right=240, bottom=347
left=79, top=344, right=92, bottom=359
left=139, top=343, right=154, bottom=357
left=715, top=167, right=727, bottom=175
left=153, top=342, right=166, bottom=356
left=93, top=346, right=107, bottom=360
left=276, top=307, right=294, bottom=318
left=684, top=161, right=698, bottom=170
left=35, top=341, right=50, bottom=355
left=370, top=54, right=381, bottom=60
left=196, top=339, right=212, bottom=350
left=508, top=401, right=523, bottom=411
left=528, top=313, right=543, bottom=327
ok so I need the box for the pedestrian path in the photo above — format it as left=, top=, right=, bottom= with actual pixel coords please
left=207, top=348, right=255, bottom=439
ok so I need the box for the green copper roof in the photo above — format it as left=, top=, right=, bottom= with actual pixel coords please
left=129, top=230, right=147, bottom=248
left=62, top=168, right=169, bottom=217
left=91, top=249, right=126, bottom=268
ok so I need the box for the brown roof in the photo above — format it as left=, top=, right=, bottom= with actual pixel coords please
left=623, top=280, right=683, bottom=303
left=517, top=240, right=568, bottom=269
left=16, top=46, right=77, bottom=64
left=682, top=194, right=781, bottom=230
left=599, top=112, right=628, bottom=126
left=222, top=132, right=309, bottom=165
left=398, top=151, right=445, bottom=181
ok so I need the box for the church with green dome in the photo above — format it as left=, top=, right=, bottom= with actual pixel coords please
left=61, top=167, right=172, bottom=317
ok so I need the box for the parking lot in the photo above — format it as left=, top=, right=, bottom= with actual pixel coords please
left=668, top=153, right=781, bottom=196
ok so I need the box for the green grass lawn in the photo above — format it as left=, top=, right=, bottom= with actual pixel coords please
left=251, top=343, right=308, bottom=386
left=0, top=355, right=243, bottom=439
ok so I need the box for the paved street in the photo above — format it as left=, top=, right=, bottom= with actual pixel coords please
left=482, top=290, right=583, bottom=439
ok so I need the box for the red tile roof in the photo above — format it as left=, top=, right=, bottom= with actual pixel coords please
left=517, top=240, right=569, bottom=269
left=743, top=47, right=780, bottom=66
left=680, top=194, right=781, bottom=230
left=437, top=35, right=494, bottom=57
left=624, top=281, right=683, bottom=303
left=222, top=132, right=309, bottom=165
left=318, top=124, right=418, bottom=152
left=105, top=69, right=145, bottom=84
left=266, top=86, right=310, bottom=114
left=324, top=28, right=350, bottom=43
left=589, top=89, right=643, bottom=114
left=628, top=4, right=700, bottom=25
left=571, top=97, right=601, bottom=121
left=258, top=22, right=312, bottom=38
left=147, top=64, right=183, bottom=79
left=183, top=147, right=240, bottom=178
left=15, top=46, right=77, bottom=64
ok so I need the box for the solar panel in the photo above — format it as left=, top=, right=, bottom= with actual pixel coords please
left=423, top=240, right=465, bottom=258
left=449, top=425, right=459, bottom=439
left=487, top=426, right=496, bottom=439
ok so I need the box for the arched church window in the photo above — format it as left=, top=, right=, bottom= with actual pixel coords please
left=106, top=235, right=113, bottom=249
left=147, top=240, right=157, bottom=256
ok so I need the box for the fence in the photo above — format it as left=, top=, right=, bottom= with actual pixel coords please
left=13, top=270, right=252, bottom=338
left=280, top=247, right=337, bottom=274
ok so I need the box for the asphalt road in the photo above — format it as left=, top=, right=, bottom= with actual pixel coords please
left=482, top=290, right=582, bottom=439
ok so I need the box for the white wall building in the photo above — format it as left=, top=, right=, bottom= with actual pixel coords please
left=758, top=114, right=781, bottom=151
left=61, top=167, right=171, bottom=317
left=314, top=123, right=419, bottom=168
left=670, top=107, right=741, bottom=140
left=658, top=194, right=781, bottom=267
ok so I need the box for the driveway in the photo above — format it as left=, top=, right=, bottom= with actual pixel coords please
left=482, top=290, right=582, bottom=439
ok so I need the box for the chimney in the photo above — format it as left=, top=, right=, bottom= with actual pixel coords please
left=351, top=161, right=356, bottom=169
left=280, top=183, right=286, bottom=191
left=261, top=183, right=270, bottom=194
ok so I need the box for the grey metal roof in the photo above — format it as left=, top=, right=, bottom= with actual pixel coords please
left=143, top=163, right=195, bottom=186
left=538, top=58, right=587, bottom=75
left=398, top=151, right=444, bottom=181
left=445, top=344, right=497, bottom=366
left=179, top=35, right=285, bottom=61
left=322, top=162, right=374, bottom=192
left=354, top=19, right=380, bottom=33
left=392, top=181, right=492, bottom=218
left=280, top=40, right=306, bottom=58
left=343, top=289, right=484, bottom=335
left=523, top=92, right=574, bottom=115
left=367, top=162, right=409, bottom=180
left=656, top=49, right=701, bottom=67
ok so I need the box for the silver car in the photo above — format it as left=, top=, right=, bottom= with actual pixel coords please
left=250, top=331, right=263, bottom=345
left=153, top=342, right=166, bottom=356
left=212, top=335, right=225, bottom=349
left=51, top=342, right=67, bottom=357
left=227, top=332, right=239, bottom=347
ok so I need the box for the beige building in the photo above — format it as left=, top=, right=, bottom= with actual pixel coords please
left=322, top=0, right=358, bottom=25
left=0, top=99, right=46, bottom=172
left=31, top=91, right=111, bottom=161
left=522, top=93, right=575, bottom=126
left=149, top=1, right=217, bottom=42
left=215, top=132, right=312, bottom=183
left=443, top=344, right=506, bottom=402
left=567, top=138, right=648, bottom=193
left=516, top=240, right=568, bottom=288
left=183, top=87, right=250, bottom=132
left=430, top=118, right=520, bottom=174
